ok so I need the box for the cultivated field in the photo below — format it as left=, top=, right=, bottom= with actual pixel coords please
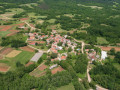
left=0, top=31, right=10, bottom=37
left=38, top=64, right=48, bottom=71
left=30, top=68, right=46, bottom=77
left=13, top=51, right=34, bottom=64
left=0, top=26, right=12, bottom=31
left=0, top=55, right=3, bottom=59
left=20, top=46, right=35, bottom=52
left=100, top=46, right=120, bottom=51
left=0, top=48, right=13, bottom=55
left=51, top=66, right=64, bottom=74
left=6, top=50, right=21, bottom=58
left=0, top=63, right=10, bottom=72
left=97, top=37, right=109, bottom=45
left=25, top=61, right=34, bottom=67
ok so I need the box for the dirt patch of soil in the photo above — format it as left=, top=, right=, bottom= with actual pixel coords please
left=25, top=61, right=34, bottom=67
left=20, top=46, right=35, bottom=52
left=0, top=63, right=10, bottom=72
left=51, top=66, right=64, bottom=74
left=0, top=26, right=12, bottom=31
left=100, top=46, right=120, bottom=51
left=38, top=64, right=47, bottom=71
left=0, top=48, right=13, bottom=55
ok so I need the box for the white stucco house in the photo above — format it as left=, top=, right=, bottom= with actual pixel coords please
left=101, top=51, right=107, bottom=60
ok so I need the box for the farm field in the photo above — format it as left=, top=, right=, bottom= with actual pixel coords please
left=97, top=37, right=109, bottom=45
left=30, top=68, right=46, bottom=77
left=100, top=46, right=120, bottom=51
left=0, top=31, right=10, bottom=37
left=57, top=83, right=75, bottom=90
left=13, top=51, right=34, bottom=64
left=6, top=50, right=21, bottom=58
left=20, top=46, right=35, bottom=52
left=0, top=63, right=10, bottom=72
left=0, top=47, right=13, bottom=55
left=51, top=66, right=64, bottom=75
left=30, top=63, right=48, bottom=77
left=0, top=50, right=34, bottom=71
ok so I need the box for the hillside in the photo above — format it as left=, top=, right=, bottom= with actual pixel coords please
left=0, top=0, right=120, bottom=90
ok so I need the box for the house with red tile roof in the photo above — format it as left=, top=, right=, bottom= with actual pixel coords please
left=29, top=36, right=35, bottom=40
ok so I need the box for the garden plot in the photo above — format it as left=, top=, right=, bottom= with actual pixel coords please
left=30, top=68, right=46, bottom=77
left=20, top=46, right=35, bottom=52
left=38, top=64, right=48, bottom=71
left=6, top=50, right=21, bottom=58
left=0, top=63, right=10, bottom=72
left=51, top=66, right=64, bottom=75
left=0, top=26, right=12, bottom=31
left=0, top=48, right=13, bottom=55
left=25, top=61, right=34, bottom=67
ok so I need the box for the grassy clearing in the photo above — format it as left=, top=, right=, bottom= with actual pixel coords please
left=77, top=73, right=86, bottom=79
left=64, top=14, right=75, bottom=18
left=113, top=63, right=120, bottom=71
left=57, top=83, right=75, bottom=90
left=97, top=37, right=109, bottom=45
left=47, top=19, right=56, bottom=23
left=0, top=31, right=10, bottom=37
left=6, top=8, right=24, bottom=14
left=13, top=51, right=34, bottom=64
left=77, top=4, right=103, bottom=9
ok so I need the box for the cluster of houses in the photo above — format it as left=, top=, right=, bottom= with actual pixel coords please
left=46, top=30, right=77, bottom=61
left=85, top=49, right=100, bottom=62
left=85, top=49, right=107, bottom=63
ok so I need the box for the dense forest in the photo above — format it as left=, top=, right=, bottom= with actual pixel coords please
left=0, top=0, right=120, bottom=44
left=0, top=0, right=39, bottom=4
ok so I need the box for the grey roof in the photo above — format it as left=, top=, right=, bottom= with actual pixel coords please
left=30, top=52, right=43, bottom=62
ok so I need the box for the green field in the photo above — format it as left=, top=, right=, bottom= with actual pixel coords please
left=113, top=63, right=120, bottom=71
left=57, top=83, right=75, bottom=90
left=77, top=73, right=86, bottom=79
left=97, top=37, right=109, bottom=45
left=47, top=19, right=56, bottom=23
left=0, top=31, right=10, bottom=37
left=0, top=50, right=34, bottom=71
left=13, top=51, right=34, bottom=64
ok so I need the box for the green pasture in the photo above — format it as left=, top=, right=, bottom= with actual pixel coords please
left=57, top=83, right=75, bottom=90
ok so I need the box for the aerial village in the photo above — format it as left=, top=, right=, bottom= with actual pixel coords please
left=0, top=17, right=108, bottom=77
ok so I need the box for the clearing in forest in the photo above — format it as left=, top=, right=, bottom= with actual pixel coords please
left=97, top=37, right=109, bottom=45
left=6, top=50, right=21, bottom=58
left=57, top=83, right=75, bottom=90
